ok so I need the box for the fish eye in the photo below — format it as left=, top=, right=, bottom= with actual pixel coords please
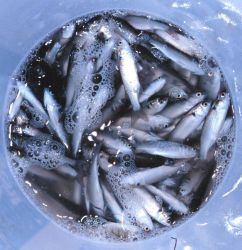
left=177, top=94, right=181, bottom=98
left=192, top=112, right=196, bottom=116
left=221, top=92, right=226, bottom=98
left=196, top=92, right=202, bottom=97
left=144, top=227, right=150, bottom=232
left=208, top=71, right=213, bottom=77
left=164, top=123, right=169, bottom=128
left=203, top=102, right=208, bottom=107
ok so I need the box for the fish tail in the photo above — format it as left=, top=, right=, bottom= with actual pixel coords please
left=72, top=128, right=84, bottom=157
left=131, top=98, right=141, bottom=112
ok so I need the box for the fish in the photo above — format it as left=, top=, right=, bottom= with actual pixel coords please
left=161, top=92, right=206, bottom=119
left=101, top=85, right=127, bottom=124
left=102, top=222, right=140, bottom=238
left=83, top=176, right=91, bottom=214
left=199, top=67, right=221, bottom=100
left=121, top=161, right=189, bottom=186
left=162, top=84, right=188, bottom=101
left=143, top=98, right=168, bottom=115
left=16, top=135, right=75, bottom=170
left=118, top=38, right=141, bottom=111
left=179, top=168, right=206, bottom=197
left=97, top=132, right=133, bottom=155
left=44, top=89, right=69, bottom=149
left=155, top=29, right=205, bottom=58
left=147, top=185, right=189, bottom=214
left=55, top=165, right=78, bottom=179
left=71, top=40, right=115, bottom=156
left=219, top=117, right=233, bottom=137
left=136, top=141, right=197, bottom=159
left=127, top=200, right=154, bottom=231
left=134, top=187, right=169, bottom=226
left=157, top=125, right=176, bottom=138
left=139, top=77, right=166, bottom=103
left=99, top=152, right=113, bottom=172
left=125, top=15, right=168, bottom=31
left=8, top=88, right=23, bottom=120
left=12, top=124, right=45, bottom=137
left=115, top=115, right=171, bottom=133
left=111, top=126, right=161, bottom=143
left=45, top=23, right=75, bottom=65
left=64, top=28, right=99, bottom=109
left=17, top=81, right=48, bottom=120
left=101, top=181, right=124, bottom=223
left=87, top=144, right=105, bottom=217
left=170, top=101, right=211, bottom=142
left=200, top=92, right=230, bottom=160
left=150, top=39, right=204, bottom=75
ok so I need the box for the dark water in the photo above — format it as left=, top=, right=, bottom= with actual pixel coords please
left=5, top=11, right=235, bottom=242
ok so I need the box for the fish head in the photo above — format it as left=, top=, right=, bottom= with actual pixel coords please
left=193, top=101, right=211, bottom=117
left=190, top=91, right=206, bottom=103
left=150, top=97, right=168, bottom=109
left=169, top=86, right=188, bottom=100
left=156, top=209, right=170, bottom=226
left=212, top=92, right=230, bottom=111
left=61, top=23, right=75, bottom=39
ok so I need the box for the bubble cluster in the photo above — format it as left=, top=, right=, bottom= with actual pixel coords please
left=22, top=135, right=66, bottom=169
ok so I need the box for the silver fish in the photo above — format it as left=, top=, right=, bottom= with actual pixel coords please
left=219, top=117, right=233, bottom=138
left=139, top=77, right=166, bottom=103
left=150, top=39, right=204, bottom=75
left=116, top=115, right=171, bottom=133
left=143, top=98, right=168, bottom=115
left=12, top=124, right=45, bottom=137
left=65, top=29, right=98, bottom=109
left=97, top=132, right=133, bottom=155
left=87, top=144, right=105, bottom=216
left=101, top=85, right=127, bottom=124
left=170, top=101, right=211, bottom=142
left=102, top=222, right=140, bottom=238
left=111, top=126, right=160, bottom=143
left=125, top=15, right=168, bottom=31
left=70, top=61, right=99, bottom=156
left=157, top=125, right=176, bottom=138
left=147, top=185, right=189, bottom=214
left=8, top=88, right=23, bottom=120
left=161, top=92, right=205, bottom=119
left=200, top=92, right=230, bottom=160
left=134, top=187, right=169, bottom=226
left=179, top=168, right=206, bottom=197
left=101, top=181, right=124, bottom=223
left=118, top=38, right=141, bottom=111
left=45, top=23, right=75, bottom=65
left=17, top=81, right=48, bottom=120
left=20, top=136, right=75, bottom=170
left=122, top=162, right=188, bottom=186
left=83, top=176, right=91, bottom=214
left=199, top=67, right=221, bottom=100
left=44, top=89, right=69, bottom=149
left=56, top=165, right=78, bottom=179
left=136, top=141, right=197, bottom=159
left=98, top=24, right=112, bottom=40
left=65, top=54, right=93, bottom=110
left=99, top=152, right=113, bottom=172
left=155, top=29, right=205, bottom=58
left=15, top=110, right=29, bottom=126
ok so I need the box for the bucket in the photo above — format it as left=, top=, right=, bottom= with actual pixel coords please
left=0, top=0, right=242, bottom=249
